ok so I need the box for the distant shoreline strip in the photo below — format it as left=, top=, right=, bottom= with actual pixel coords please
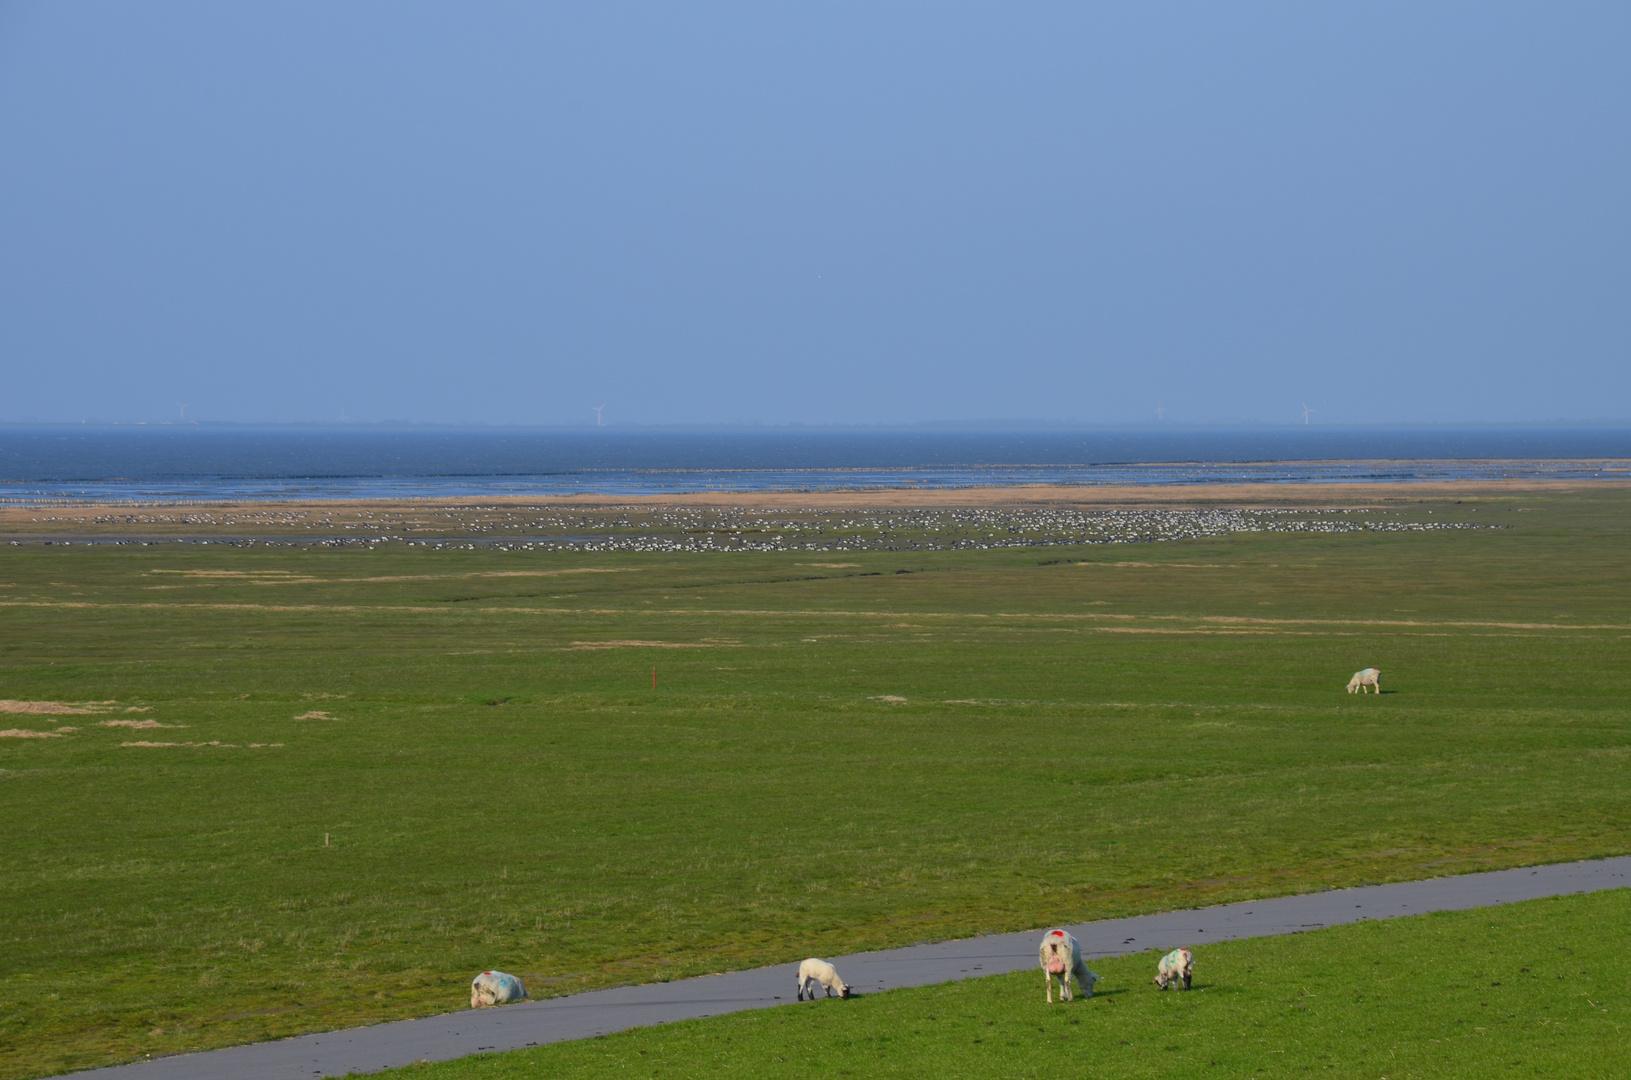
left=1, top=457, right=1628, bottom=507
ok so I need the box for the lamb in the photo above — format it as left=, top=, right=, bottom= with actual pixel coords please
left=470, top=970, right=528, bottom=1008
left=1346, top=668, right=1381, bottom=694
left=1038, top=929, right=1100, bottom=1003
left=796, top=958, right=851, bottom=1000
left=1153, top=947, right=1193, bottom=990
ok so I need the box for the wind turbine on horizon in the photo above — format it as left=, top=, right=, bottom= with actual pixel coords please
left=591, top=405, right=606, bottom=427
left=1301, top=403, right=1315, bottom=425
left=178, top=402, right=191, bottom=420
left=1155, top=403, right=1166, bottom=421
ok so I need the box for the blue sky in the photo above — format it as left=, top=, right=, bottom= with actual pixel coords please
left=1, top=2, right=1626, bottom=426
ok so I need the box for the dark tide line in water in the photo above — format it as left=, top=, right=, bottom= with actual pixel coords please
left=1, top=427, right=1628, bottom=503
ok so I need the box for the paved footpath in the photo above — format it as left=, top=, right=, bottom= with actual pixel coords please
left=73, top=856, right=1631, bottom=1079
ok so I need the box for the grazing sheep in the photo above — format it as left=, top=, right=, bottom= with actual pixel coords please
left=797, top=958, right=851, bottom=1000
left=470, top=970, right=528, bottom=1008
left=1153, top=947, right=1193, bottom=990
left=1347, top=668, right=1381, bottom=694
left=1038, top=929, right=1100, bottom=1003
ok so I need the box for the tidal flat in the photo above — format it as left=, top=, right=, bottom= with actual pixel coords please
left=1, top=484, right=1627, bottom=1076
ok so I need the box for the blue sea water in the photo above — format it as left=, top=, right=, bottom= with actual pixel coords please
left=1, top=426, right=1628, bottom=504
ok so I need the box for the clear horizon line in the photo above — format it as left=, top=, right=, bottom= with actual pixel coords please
left=4, top=418, right=1631, bottom=432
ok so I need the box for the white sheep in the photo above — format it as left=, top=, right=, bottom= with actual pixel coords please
left=796, top=958, right=851, bottom=1000
left=1038, top=929, right=1099, bottom=1003
left=1347, top=668, right=1381, bottom=694
left=1153, top=947, right=1193, bottom=990
left=470, top=970, right=528, bottom=1008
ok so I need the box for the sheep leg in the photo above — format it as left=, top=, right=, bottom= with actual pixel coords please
left=1045, top=972, right=1053, bottom=1003
left=1183, top=971, right=1192, bottom=990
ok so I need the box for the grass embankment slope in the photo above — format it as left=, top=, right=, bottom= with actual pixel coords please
left=1, top=488, right=1628, bottom=1076
left=389, top=888, right=1631, bottom=1080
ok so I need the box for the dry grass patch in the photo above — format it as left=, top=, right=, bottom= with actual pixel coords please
left=568, top=640, right=726, bottom=649
left=476, top=569, right=632, bottom=578
left=122, top=740, right=230, bottom=748
left=119, top=740, right=284, bottom=748
left=146, top=570, right=304, bottom=578
left=0, top=700, right=109, bottom=715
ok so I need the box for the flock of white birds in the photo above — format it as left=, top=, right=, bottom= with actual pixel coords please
left=27, top=504, right=1497, bottom=552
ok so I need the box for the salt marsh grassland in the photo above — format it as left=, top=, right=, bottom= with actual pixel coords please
left=1, top=484, right=1627, bottom=1076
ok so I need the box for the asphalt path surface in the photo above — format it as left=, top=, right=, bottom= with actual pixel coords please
left=73, top=856, right=1631, bottom=1079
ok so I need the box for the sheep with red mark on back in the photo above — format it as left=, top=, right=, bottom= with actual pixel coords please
left=1039, top=929, right=1099, bottom=1003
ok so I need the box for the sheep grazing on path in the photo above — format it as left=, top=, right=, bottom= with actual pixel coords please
left=797, top=958, right=851, bottom=1000
left=1153, top=947, right=1193, bottom=990
left=470, top=970, right=528, bottom=1008
left=1347, top=668, right=1382, bottom=694
left=1038, top=929, right=1100, bottom=1003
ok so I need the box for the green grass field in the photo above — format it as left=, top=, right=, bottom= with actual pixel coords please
left=2, top=488, right=1629, bottom=1077
left=385, top=888, right=1631, bottom=1080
